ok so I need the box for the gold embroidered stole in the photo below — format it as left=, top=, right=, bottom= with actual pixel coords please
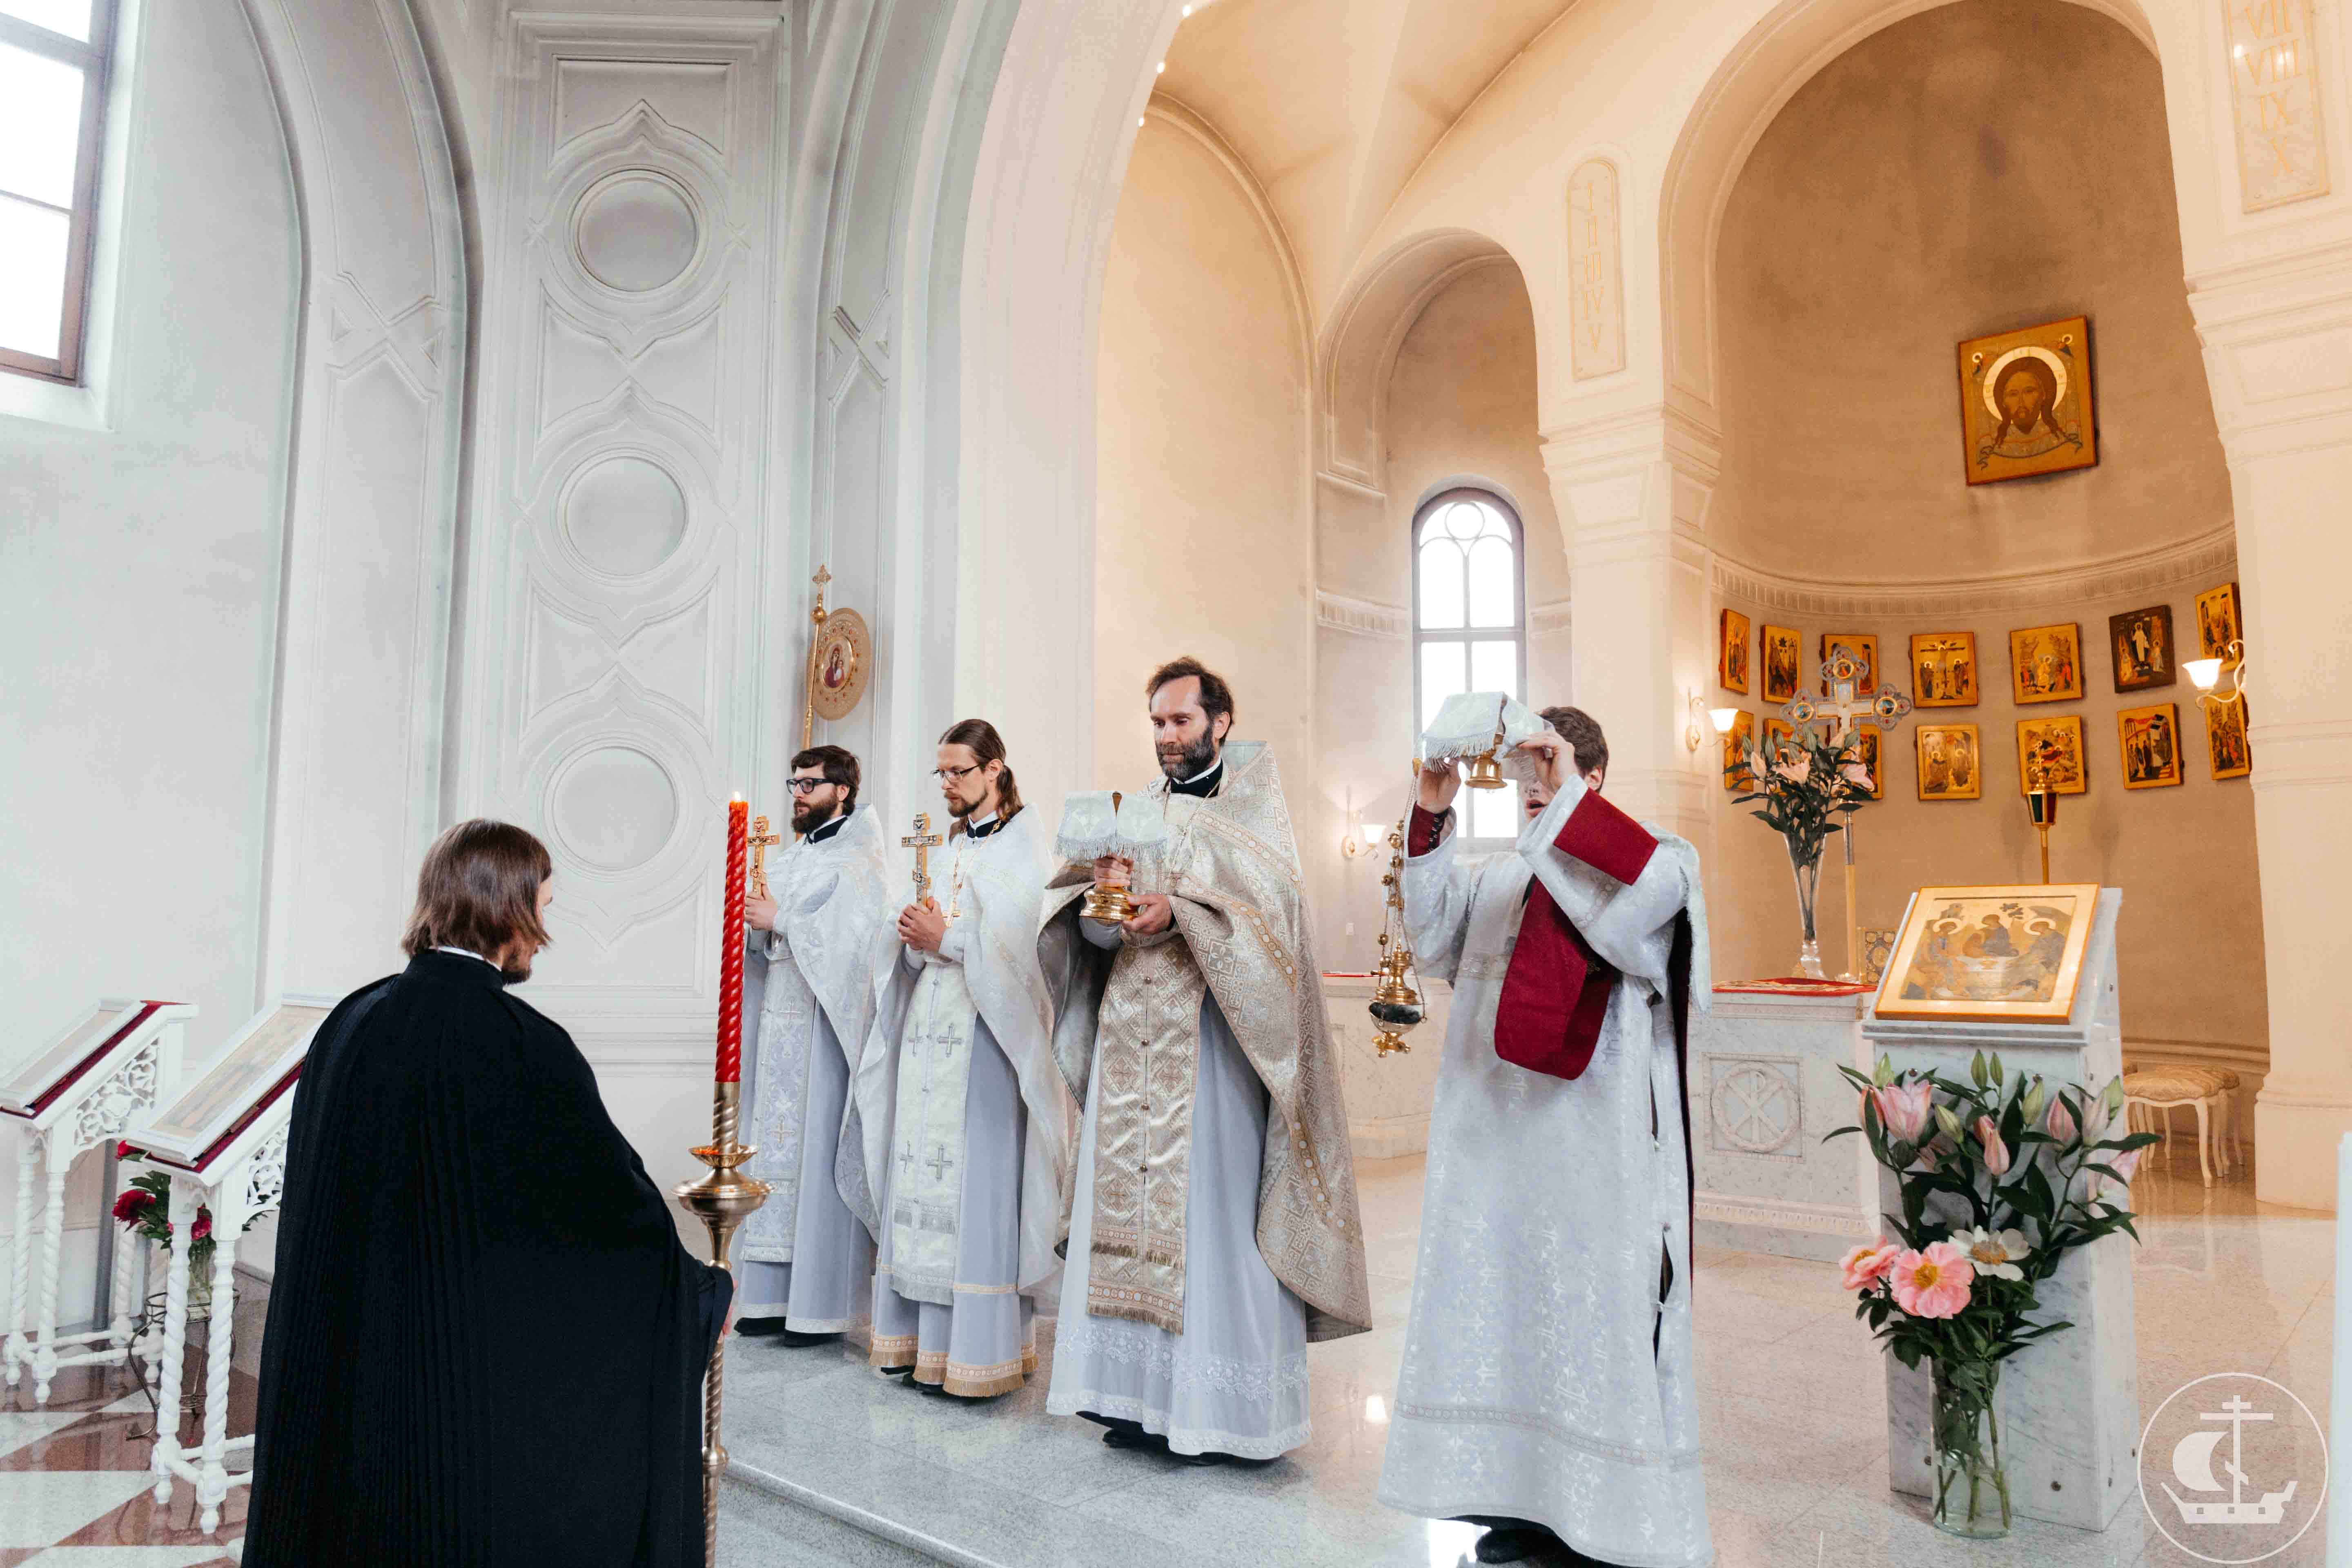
left=1083, top=935, right=1209, bottom=1333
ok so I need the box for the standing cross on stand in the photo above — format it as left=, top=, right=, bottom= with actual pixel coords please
left=748, top=814, right=782, bottom=893
left=1780, top=649, right=1913, bottom=983
left=902, top=813, right=942, bottom=908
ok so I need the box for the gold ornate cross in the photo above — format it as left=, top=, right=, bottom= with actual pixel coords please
left=902, top=813, right=942, bottom=908
left=748, top=815, right=782, bottom=899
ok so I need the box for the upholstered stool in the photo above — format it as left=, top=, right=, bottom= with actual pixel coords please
left=2167, top=1066, right=2244, bottom=1175
left=2123, top=1067, right=2227, bottom=1187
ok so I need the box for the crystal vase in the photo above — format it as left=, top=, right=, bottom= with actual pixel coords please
left=1930, top=1359, right=2012, bottom=1539
left=1785, top=836, right=1826, bottom=979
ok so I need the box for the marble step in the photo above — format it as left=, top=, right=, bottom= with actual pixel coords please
left=722, top=1461, right=982, bottom=1568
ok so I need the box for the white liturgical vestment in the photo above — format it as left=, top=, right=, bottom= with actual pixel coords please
left=1376, top=775, right=1715, bottom=1568
left=739, top=805, right=891, bottom=1330
left=849, top=808, right=1072, bottom=1395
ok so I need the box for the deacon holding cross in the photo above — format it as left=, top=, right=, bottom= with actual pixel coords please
left=735, top=746, right=893, bottom=1343
left=846, top=719, right=1073, bottom=1396
left=1040, top=657, right=1370, bottom=1463
left=1375, top=707, right=1714, bottom=1567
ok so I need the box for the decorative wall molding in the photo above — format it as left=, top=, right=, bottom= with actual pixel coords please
left=1315, top=590, right=1410, bottom=640
left=1530, top=599, right=1572, bottom=639
left=1713, top=522, right=2239, bottom=617
left=1693, top=1192, right=1875, bottom=1238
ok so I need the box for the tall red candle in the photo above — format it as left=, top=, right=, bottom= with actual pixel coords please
left=717, top=795, right=747, bottom=1083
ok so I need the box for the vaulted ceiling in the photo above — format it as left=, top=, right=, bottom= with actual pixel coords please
left=1156, top=0, right=1576, bottom=325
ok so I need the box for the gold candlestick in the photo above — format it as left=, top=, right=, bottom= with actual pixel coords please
left=673, top=1080, right=770, bottom=1568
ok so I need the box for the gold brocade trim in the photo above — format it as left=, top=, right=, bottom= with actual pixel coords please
left=941, top=1352, right=1032, bottom=1398
left=870, top=1334, right=918, bottom=1369
left=912, top=1349, right=950, bottom=1384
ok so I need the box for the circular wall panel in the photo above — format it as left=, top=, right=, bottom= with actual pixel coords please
left=573, top=172, right=699, bottom=293
left=550, top=746, right=679, bottom=872
left=564, top=455, right=688, bottom=576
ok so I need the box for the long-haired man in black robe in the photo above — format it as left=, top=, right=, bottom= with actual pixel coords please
left=245, top=820, right=731, bottom=1568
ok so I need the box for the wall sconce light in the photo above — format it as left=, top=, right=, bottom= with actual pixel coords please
left=1341, top=786, right=1367, bottom=858
left=2185, top=638, right=2249, bottom=709
left=1686, top=692, right=1742, bottom=752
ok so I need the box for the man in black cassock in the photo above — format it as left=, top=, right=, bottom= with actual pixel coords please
left=244, top=819, right=731, bottom=1568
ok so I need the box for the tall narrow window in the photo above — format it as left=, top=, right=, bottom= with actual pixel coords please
left=1412, top=488, right=1526, bottom=842
left=0, top=0, right=116, bottom=383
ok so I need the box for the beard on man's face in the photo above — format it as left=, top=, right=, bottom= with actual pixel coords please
left=499, top=950, right=534, bottom=984
left=1157, top=728, right=1218, bottom=780
left=791, top=793, right=837, bottom=833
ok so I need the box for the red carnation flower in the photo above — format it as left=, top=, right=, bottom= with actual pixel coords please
left=111, top=1189, right=154, bottom=1223
left=190, top=1210, right=213, bottom=1242
left=115, top=1140, right=132, bottom=1160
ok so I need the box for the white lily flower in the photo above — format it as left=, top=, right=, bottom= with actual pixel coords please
left=1950, top=1225, right=2029, bottom=1281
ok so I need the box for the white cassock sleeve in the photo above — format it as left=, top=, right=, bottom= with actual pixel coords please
left=1399, top=808, right=1477, bottom=984
left=1515, top=776, right=1691, bottom=987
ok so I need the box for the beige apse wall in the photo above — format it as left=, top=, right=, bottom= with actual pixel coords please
left=1705, top=1, right=2265, bottom=1107
left=1316, top=261, right=1563, bottom=970
left=1094, top=111, right=1314, bottom=799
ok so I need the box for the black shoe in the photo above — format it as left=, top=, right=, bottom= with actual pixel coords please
left=777, top=1328, right=841, bottom=1348
left=733, top=1316, right=791, bottom=1336
left=1167, top=1448, right=1235, bottom=1467
left=1473, top=1526, right=1561, bottom=1564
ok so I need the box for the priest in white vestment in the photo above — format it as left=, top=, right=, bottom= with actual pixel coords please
left=1040, top=657, right=1370, bottom=1463
left=1376, top=707, right=1712, bottom=1567
left=849, top=719, right=1072, bottom=1397
left=738, top=746, right=891, bottom=1342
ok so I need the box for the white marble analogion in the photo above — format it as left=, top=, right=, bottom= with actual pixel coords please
left=1863, top=888, right=2136, bottom=1532
left=1690, top=989, right=1878, bottom=1263
left=1321, top=976, right=1450, bottom=1160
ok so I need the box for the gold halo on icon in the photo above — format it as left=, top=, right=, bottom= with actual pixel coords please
left=1980, top=345, right=2068, bottom=421
left=810, top=608, right=871, bottom=721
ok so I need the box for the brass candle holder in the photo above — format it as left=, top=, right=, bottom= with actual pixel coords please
left=2026, top=786, right=2058, bottom=885
left=673, top=1079, right=770, bottom=1568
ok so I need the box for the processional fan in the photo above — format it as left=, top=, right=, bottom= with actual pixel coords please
left=1368, top=692, right=1550, bottom=1056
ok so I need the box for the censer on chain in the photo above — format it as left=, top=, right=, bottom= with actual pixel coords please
left=1368, top=807, right=1423, bottom=1056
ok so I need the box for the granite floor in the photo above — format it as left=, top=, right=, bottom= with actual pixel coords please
left=719, top=1147, right=2337, bottom=1568
left=0, top=1357, right=249, bottom=1565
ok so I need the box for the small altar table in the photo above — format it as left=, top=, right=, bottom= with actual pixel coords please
left=1688, top=980, right=1877, bottom=1263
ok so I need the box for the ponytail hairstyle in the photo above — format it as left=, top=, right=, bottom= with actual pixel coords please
left=938, top=718, right=1022, bottom=835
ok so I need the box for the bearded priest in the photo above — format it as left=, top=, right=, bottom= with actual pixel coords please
left=848, top=719, right=1072, bottom=1396
left=1040, top=657, right=1370, bottom=1463
left=736, top=745, right=891, bottom=1343
left=1375, top=706, right=1713, bottom=1568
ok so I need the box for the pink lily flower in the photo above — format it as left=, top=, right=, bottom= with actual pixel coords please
left=1974, top=1114, right=2011, bottom=1176
left=1891, top=1242, right=1973, bottom=1319
left=2045, top=1096, right=2077, bottom=1145
left=1872, top=1080, right=1933, bottom=1145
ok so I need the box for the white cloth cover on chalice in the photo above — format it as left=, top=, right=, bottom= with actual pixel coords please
left=1052, top=788, right=1172, bottom=865
left=1419, top=690, right=1549, bottom=786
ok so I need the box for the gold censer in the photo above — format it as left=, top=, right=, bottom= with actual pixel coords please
left=1460, top=722, right=1510, bottom=791
left=1369, top=816, right=1423, bottom=1056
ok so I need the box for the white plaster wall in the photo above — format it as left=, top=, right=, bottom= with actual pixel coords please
left=0, top=0, right=298, bottom=1315
left=1092, top=110, right=1314, bottom=800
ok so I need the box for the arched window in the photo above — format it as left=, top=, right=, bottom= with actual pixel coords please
left=1412, top=488, right=1526, bottom=842
left=1, top=0, right=118, bottom=383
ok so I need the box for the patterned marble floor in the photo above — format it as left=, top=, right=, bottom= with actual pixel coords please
left=0, top=1357, right=249, bottom=1566
left=721, top=1149, right=2336, bottom=1568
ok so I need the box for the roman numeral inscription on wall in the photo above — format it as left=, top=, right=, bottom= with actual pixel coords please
left=2225, top=0, right=2330, bottom=210
left=1566, top=158, right=1625, bottom=381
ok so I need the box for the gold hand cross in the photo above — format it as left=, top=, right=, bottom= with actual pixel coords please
left=748, top=815, right=782, bottom=898
left=901, top=813, right=943, bottom=907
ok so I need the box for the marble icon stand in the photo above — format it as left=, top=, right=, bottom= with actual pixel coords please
left=1862, top=887, right=2135, bottom=1532
left=122, top=995, right=334, bottom=1535
left=1, top=997, right=195, bottom=1403
left=1689, top=984, right=1878, bottom=1262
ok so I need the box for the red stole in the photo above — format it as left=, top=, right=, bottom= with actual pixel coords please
left=1410, top=791, right=1658, bottom=1081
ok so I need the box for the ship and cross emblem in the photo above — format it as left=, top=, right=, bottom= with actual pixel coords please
left=2161, top=1393, right=2297, bottom=1526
